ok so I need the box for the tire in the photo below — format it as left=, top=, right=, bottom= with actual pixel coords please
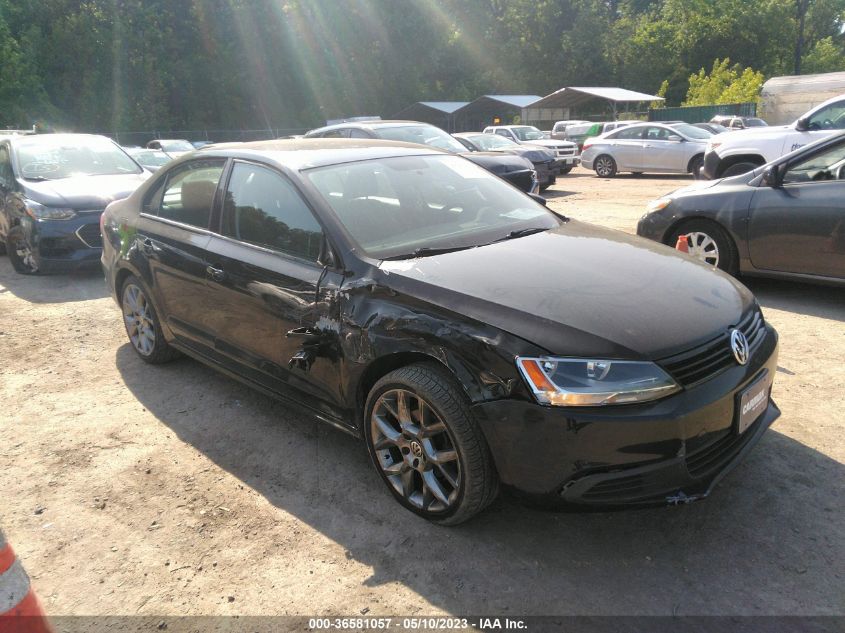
left=364, top=363, right=498, bottom=525
left=6, top=227, right=39, bottom=274
left=689, top=155, right=704, bottom=179
left=721, top=161, right=760, bottom=178
left=594, top=155, right=617, bottom=178
left=0, top=239, right=6, bottom=255
left=120, top=275, right=181, bottom=364
left=558, top=167, right=573, bottom=175
left=668, top=219, right=737, bottom=275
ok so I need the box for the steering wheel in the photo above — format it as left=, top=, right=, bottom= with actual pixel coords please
left=821, top=119, right=834, bottom=130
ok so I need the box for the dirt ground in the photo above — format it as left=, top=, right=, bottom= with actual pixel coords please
left=1, top=167, right=843, bottom=618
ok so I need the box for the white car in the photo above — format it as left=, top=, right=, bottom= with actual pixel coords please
left=702, top=93, right=845, bottom=179
left=482, top=125, right=580, bottom=174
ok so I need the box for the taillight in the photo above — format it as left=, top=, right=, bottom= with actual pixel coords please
left=582, top=141, right=592, bottom=151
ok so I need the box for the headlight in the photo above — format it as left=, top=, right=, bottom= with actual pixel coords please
left=516, top=357, right=680, bottom=406
left=24, top=200, right=77, bottom=220
left=706, top=141, right=722, bottom=153
left=646, top=197, right=672, bottom=213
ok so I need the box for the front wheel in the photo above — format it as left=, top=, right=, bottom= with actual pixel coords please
left=721, top=161, right=760, bottom=178
left=364, top=364, right=498, bottom=525
left=669, top=219, right=737, bottom=275
left=594, top=155, right=617, bottom=178
left=121, top=275, right=181, bottom=364
left=558, top=167, right=573, bottom=175
left=6, top=227, right=39, bottom=274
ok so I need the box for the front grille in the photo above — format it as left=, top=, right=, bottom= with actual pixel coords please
left=75, top=222, right=103, bottom=248
left=686, top=414, right=764, bottom=479
left=555, top=148, right=576, bottom=157
left=659, top=308, right=766, bottom=387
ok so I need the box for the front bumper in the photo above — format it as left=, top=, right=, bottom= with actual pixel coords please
left=471, top=325, right=779, bottom=506
left=23, top=213, right=103, bottom=272
left=502, top=168, right=539, bottom=193
left=552, top=156, right=580, bottom=172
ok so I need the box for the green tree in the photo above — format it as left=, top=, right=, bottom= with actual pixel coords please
left=683, top=58, right=765, bottom=105
left=802, top=36, right=845, bottom=73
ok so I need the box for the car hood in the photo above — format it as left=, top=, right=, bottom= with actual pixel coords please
left=377, top=221, right=754, bottom=359
left=22, top=173, right=149, bottom=209
left=712, top=125, right=793, bottom=144
left=462, top=152, right=534, bottom=174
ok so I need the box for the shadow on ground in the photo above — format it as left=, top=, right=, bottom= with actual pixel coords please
left=745, top=276, right=845, bottom=322
left=115, top=333, right=843, bottom=615
left=0, top=257, right=107, bottom=304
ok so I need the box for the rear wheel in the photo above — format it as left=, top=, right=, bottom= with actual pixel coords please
left=689, top=155, right=704, bottom=179
left=594, top=155, right=617, bottom=178
left=364, top=364, right=498, bottom=525
left=6, top=227, right=39, bottom=274
left=121, top=275, right=181, bottom=364
left=669, top=219, right=737, bottom=275
left=721, top=161, right=760, bottom=178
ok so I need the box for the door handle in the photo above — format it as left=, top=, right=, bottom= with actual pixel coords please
left=205, top=265, right=226, bottom=282
left=286, top=326, right=320, bottom=339
left=142, top=238, right=161, bottom=255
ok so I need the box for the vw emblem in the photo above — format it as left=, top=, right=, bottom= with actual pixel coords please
left=730, top=329, right=749, bottom=366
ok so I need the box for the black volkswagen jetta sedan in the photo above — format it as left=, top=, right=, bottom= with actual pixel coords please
left=101, top=139, right=779, bottom=524
left=0, top=134, right=147, bottom=274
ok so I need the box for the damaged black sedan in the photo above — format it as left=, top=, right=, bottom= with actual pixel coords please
left=101, top=139, right=780, bottom=525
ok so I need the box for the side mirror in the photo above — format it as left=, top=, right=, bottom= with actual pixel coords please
left=528, top=192, right=547, bottom=206
left=761, top=165, right=781, bottom=188
left=668, top=135, right=683, bottom=142
left=795, top=117, right=809, bottom=132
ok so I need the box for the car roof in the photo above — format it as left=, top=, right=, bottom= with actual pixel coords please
left=198, top=138, right=444, bottom=170
left=152, top=138, right=191, bottom=142
left=307, top=120, right=433, bottom=136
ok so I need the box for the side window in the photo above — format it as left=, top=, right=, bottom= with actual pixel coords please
left=807, top=100, right=845, bottom=131
left=611, top=127, right=644, bottom=140
left=156, top=159, right=225, bottom=228
left=222, top=162, right=323, bottom=261
left=782, top=142, right=845, bottom=185
left=347, top=128, right=370, bottom=139
left=0, top=145, right=12, bottom=189
left=320, top=129, right=347, bottom=138
left=495, top=129, right=510, bottom=138
left=645, top=126, right=671, bottom=141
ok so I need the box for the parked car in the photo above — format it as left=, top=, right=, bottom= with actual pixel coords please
left=550, top=120, right=591, bottom=140
left=694, top=122, right=730, bottom=135
left=639, top=130, right=845, bottom=283
left=709, top=115, right=768, bottom=130
left=481, top=125, right=580, bottom=174
left=125, top=147, right=173, bottom=172
left=703, top=93, right=845, bottom=179
left=581, top=123, right=710, bottom=178
left=564, top=121, right=634, bottom=149
left=453, top=132, right=558, bottom=190
left=305, top=121, right=539, bottom=193
left=0, top=133, right=147, bottom=273
left=146, top=139, right=194, bottom=157
left=102, top=138, right=779, bottom=524
left=191, top=141, right=214, bottom=149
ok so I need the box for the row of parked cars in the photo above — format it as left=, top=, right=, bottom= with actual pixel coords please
left=1, top=101, right=842, bottom=525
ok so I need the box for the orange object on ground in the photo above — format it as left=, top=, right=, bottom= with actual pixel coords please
left=675, top=234, right=690, bottom=253
left=0, top=530, right=52, bottom=633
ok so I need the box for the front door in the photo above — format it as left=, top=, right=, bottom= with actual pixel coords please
left=203, top=160, right=346, bottom=418
left=748, top=138, right=845, bottom=279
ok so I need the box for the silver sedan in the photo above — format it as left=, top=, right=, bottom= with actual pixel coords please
left=580, top=123, right=711, bottom=178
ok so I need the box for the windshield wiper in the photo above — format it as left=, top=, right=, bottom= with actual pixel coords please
left=383, top=245, right=475, bottom=260
left=492, top=227, right=548, bottom=243
left=23, top=175, right=50, bottom=182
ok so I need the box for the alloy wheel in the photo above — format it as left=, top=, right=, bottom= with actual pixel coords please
left=595, top=156, right=615, bottom=177
left=686, top=231, right=720, bottom=267
left=123, top=284, right=156, bottom=356
left=370, top=388, right=461, bottom=513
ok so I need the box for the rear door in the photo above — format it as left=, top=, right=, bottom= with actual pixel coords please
left=748, top=138, right=845, bottom=279
left=202, top=160, right=347, bottom=416
left=137, top=157, right=227, bottom=351
left=604, top=126, right=645, bottom=170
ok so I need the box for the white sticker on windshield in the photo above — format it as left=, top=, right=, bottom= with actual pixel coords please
left=502, top=208, right=545, bottom=220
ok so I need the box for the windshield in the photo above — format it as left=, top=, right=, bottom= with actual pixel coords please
left=465, top=134, right=518, bottom=151
left=306, top=154, right=559, bottom=259
left=510, top=126, right=545, bottom=141
left=670, top=123, right=712, bottom=139
left=744, top=118, right=767, bottom=127
left=130, top=150, right=171, bottom=167
left=15, top=136, right=142, bottom=180
left=160, top=140, right=194, bottom=152
left=373, top=125, right=467, bottom=153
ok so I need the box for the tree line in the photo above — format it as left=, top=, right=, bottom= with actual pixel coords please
left=1, top=0, right=843, bottom=133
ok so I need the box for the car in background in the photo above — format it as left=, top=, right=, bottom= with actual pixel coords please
left=694, top=122, right=730, bottom=135
left=146, top=138, right=194, bottom=157
left=305, top=121, right=539, bottom=193
left=453, top=132, right=558, bottom=190
left=550, top=120, right=591, bottom=140
left=191, top=140, right=214, bottom=149
left=126, top=147, right=173, bottom=172
left=638, top=130, right=845, bottom=284
left=709, top=115, right=768, bottom=130
left=481, top=125, right=579, bottom=174
left=0, top=133, right=147, bottom=273
left=581, top=122, right=710, bottom=178
left=564, top=121, right=634, bottom=149
left=101, top=138, right=780, bottom=524
left=703, top=94, right=845, bottom=179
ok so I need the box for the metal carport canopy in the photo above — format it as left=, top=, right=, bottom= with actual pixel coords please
left=529, top=87, right=663, bottom=109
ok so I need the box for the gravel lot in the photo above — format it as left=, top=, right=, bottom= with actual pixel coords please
left=1, top=167, right=842, bottom=617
